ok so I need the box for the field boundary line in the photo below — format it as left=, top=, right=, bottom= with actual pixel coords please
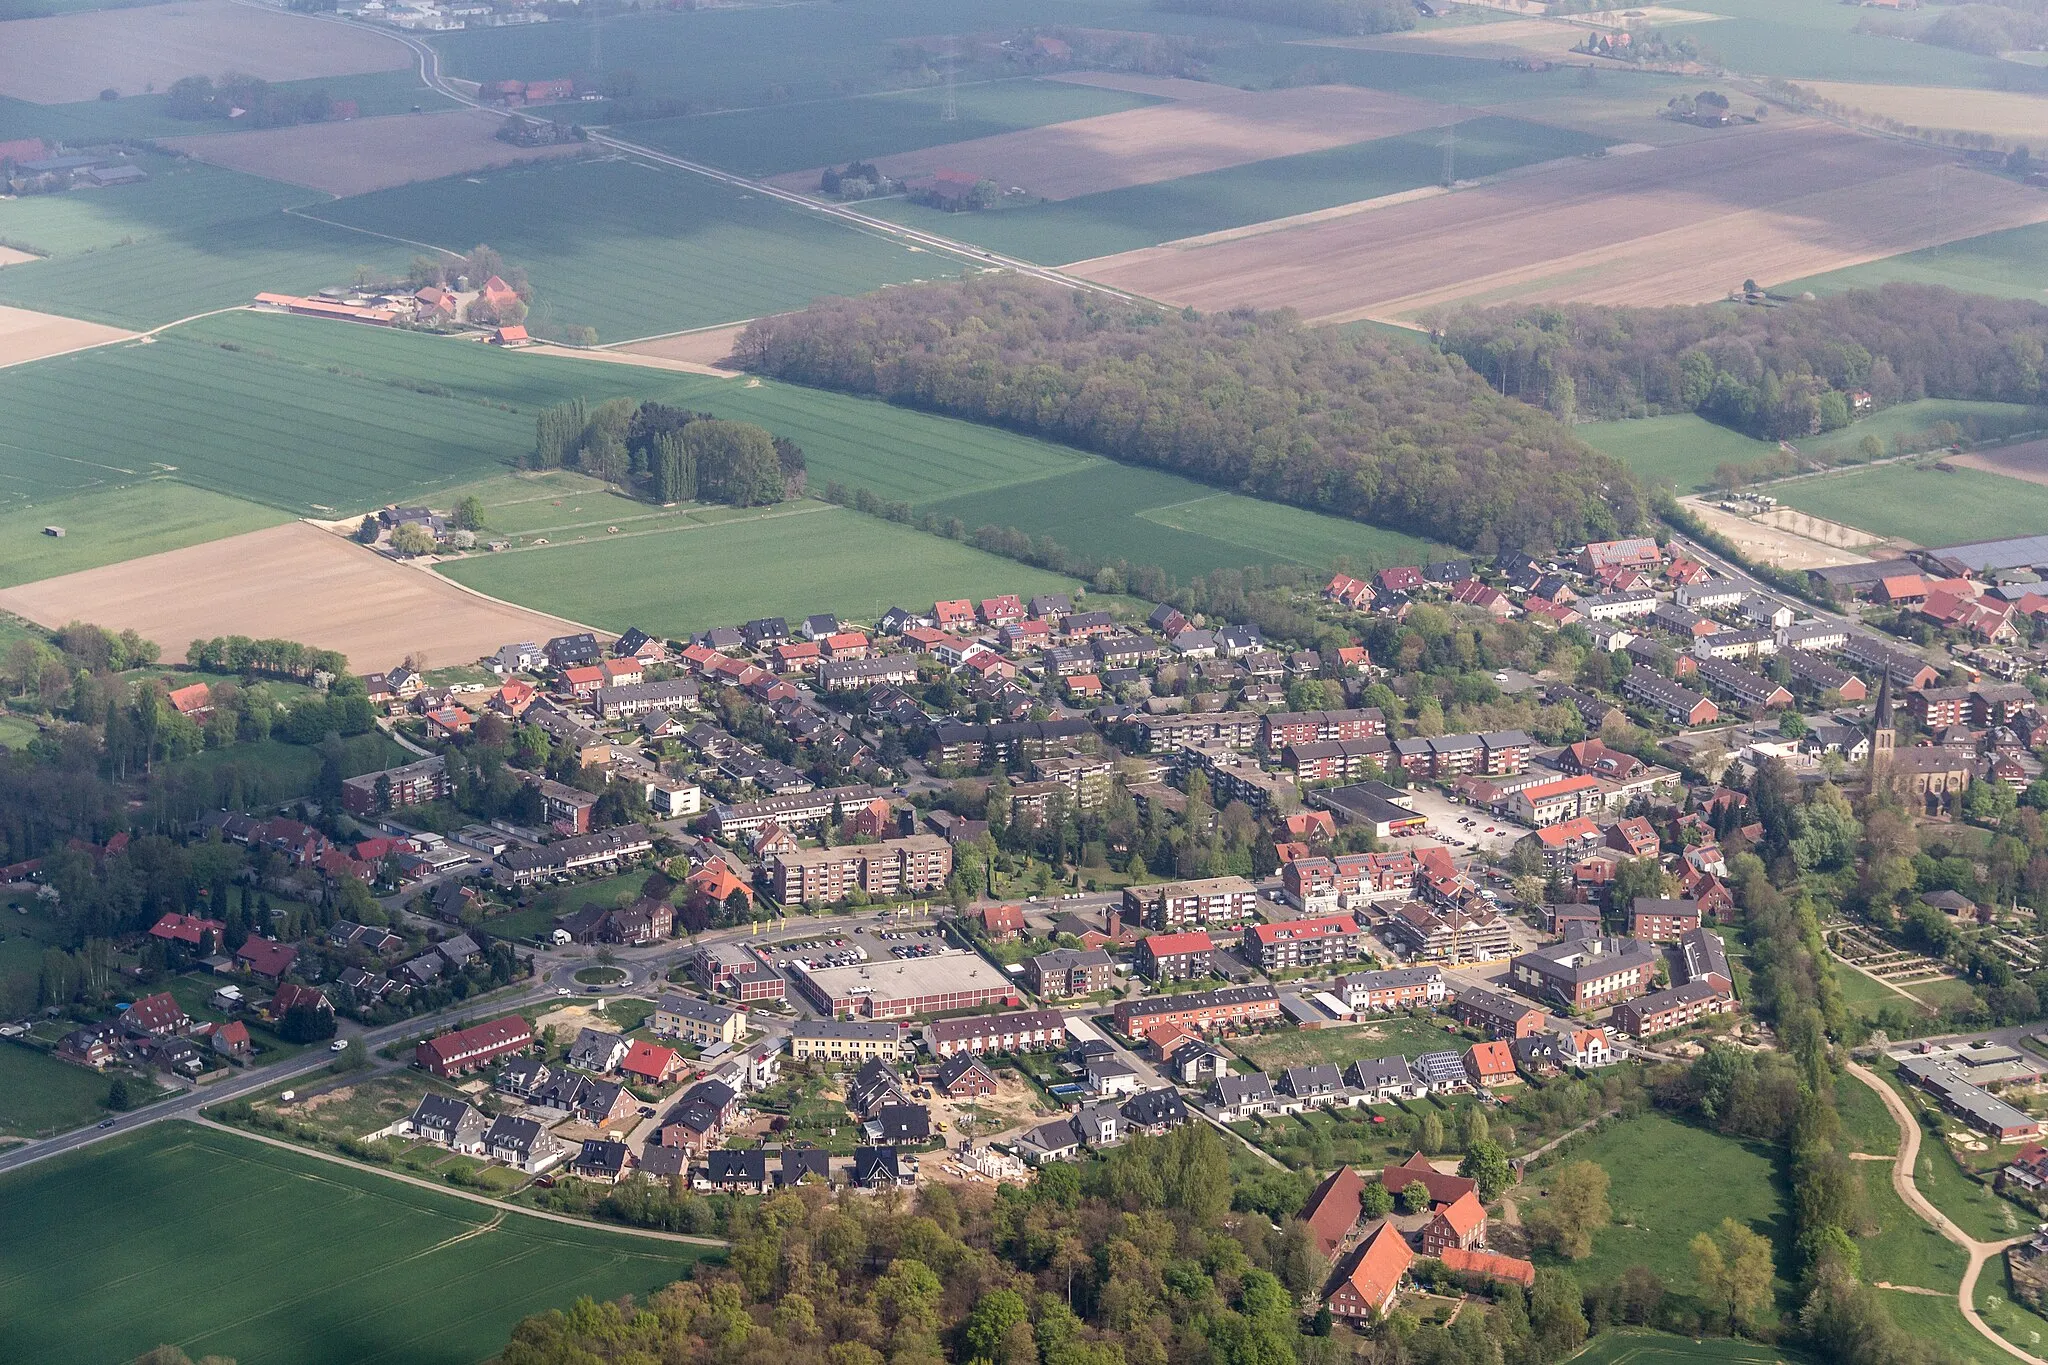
left=281, top=204, right=461, bottom=258
left=428, top=500, right=834, bottom=560
left=189, top=1115, right=729, bottom=1248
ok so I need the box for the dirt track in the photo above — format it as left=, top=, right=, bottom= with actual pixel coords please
left=0, top=304, right=135, bottom=370
left=768, top=84, right=1461, bottom=202
left=1072, top=121, right=2048, bottom=320
left=0, top=0, right=407, bottom=104
left=0, top=522, right=593, bottom=671
left=163, top=110, right=590, bottom=197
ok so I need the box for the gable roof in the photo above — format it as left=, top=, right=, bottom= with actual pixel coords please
left=1433, top=1188, right=1486, bottom=1240
left=1338, top=1221, right=1413, bottom=1316
left=1382, top=1151, right=1476, bottom=1207
left=1301, top=1164, right=1365, bottom=1256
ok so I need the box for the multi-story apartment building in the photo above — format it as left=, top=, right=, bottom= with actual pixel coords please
left=768, top=835, right=952, bottom=904
left=1258, top=708, right=1388, bottom=754
left=1243, top=914, right=1366, bottom=971
left=1137, top=930, right=1214, bottom=981
left=789, top=1020, right=905, bottom=1063
left=1509, top=936, right=1660, bottom=1009
left=1509, top=775, right=1600, bottom=827
left=1627, top=896, right=1702, bottom=943
left=1124, top=876, right=1260, bottom=929
left=341, top=756, right=450, bottom=816
left=1114, top=984, right=1281, bottom=1042
left=1384, top=901, right=1514, bottom=963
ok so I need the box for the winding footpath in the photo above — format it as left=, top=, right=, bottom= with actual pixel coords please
left=1844, top=1060, right=2042, bottom=1365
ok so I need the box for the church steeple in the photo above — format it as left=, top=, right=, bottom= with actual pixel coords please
left=1868, top=671, right=1895, bottom=784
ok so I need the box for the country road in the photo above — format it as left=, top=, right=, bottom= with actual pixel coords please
left=1845, top=1060, right=2041, bottom=1365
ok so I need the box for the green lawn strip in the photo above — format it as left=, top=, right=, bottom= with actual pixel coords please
left=1778, top=220, right=2048, bottom=301
left=0, top=482, right=288, bottom=582
left=0, top=1121, right=709, bottom=1365
left=0, top=1041, right=124, bottom=1137
left=1774, top=462, right=2048, bottom=547
left=1881, top=1288, right=2004, bottom=1365
left=316, top=157, right=963, bottom=342
left=628, top=77, right=1159, bottom=177
left=436, top=503, right=1076, bottom=638
left=1974, top=1256, right=2048, bottom=1360
left=1832, top=957, right=1912, bottom=1022
left=1519, top=1111, right=1795, bottom=1306
left=1576, top=414, right=1775, bottom=494
left=1567, top=1331, right=1818, bottom=1364
left=1834, top=1072, right=1901, bottom=1159
left=1233, top=1015, right=1469, bottom=1072
left=1874, top=1068, right=2036, bottom=1244
left=859, top=114, right=1610, bottom=265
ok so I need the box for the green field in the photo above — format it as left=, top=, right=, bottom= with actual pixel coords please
left=629, top=77, right=1158, bottom=178
left=0, top=1042, right=122, bottom=1138
left=1522, top=1112, right=1792, bottom=1299
left=0, top=158, right=411, bottom=331
left=318, top=155, right=962, bottom=342
left=1569, top=1333, right=1816, bottom=1365
left=0, top=71, right=457, bottom=145
left=1669, top=0, right=2040, bottom=88
left=0, top=482, right=288, bottom=585
left=860, top=115, right=1609, bottom=264
left=1780, top=220, right=2048, bottom=301
left=924, top=462, right=1446, bottom=580
left=1774, top=462, right=2048, bottom=547
left=437, top=502, right=1078, bottom=636
left=1233, top=1017, right=1469, bottom=1072
left=1577, top=415, right=1775, bottom=493
left=0, top=1122, right=710, bottom=1365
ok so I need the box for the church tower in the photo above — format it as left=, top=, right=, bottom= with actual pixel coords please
left=1868, top=671, right=1895, bottom=786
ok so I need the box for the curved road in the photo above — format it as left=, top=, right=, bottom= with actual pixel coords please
left=1845, top=1060, right=2041, bottom=1365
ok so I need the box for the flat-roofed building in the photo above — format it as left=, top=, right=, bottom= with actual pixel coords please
left=794, top=951, right=1021, bottom=1020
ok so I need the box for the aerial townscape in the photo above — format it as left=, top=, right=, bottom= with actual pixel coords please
left=4, top=2, right=2048, bottom=1365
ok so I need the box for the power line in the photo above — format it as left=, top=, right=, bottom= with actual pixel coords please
left=941, top=45, right=958, bottom=122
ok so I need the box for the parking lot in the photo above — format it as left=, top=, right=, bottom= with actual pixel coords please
left=1397, top=785, right=1533, bottom=856
left=756, top=921, right=950, bottom=974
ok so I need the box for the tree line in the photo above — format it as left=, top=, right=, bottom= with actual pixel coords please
left=1432, top=283, right=2048, bottom=442
left=1152, top=0, right=1416, bottom=35
left=163, top=73, right=345, bottom=129
left=530, top=398, right=806, bottom=507
left=737, top=277, right=1645, bottom=556
left=187, top=635, right=348, bottom=684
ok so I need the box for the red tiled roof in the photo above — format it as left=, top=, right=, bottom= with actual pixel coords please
left=1338, top=1221, right=1413, bottom=1316
left=1302, top=1164, right=1365, bottom=1257
left=236, top=938, right=298, bottom=978
left=621, top=1039, right=680, bottom=1080
left=1144, top=930, right=1214, bottom=956
left=418, top=1015, right=531, bottom=1066
left=1467, top=1040, right=1515, bottom=1079
left=149, top=912, right=223, bottom=946
left=1382, top=1152, right=1476, bottom=1208
left=1437, top=1246, right=1534, bottom=1287
left=1434, top=1189, right=1485, bottom=1239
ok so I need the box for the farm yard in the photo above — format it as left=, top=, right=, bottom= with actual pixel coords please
left=860, top=114, right=1607, bottom=267
left=765, top=84, right=1464, bottom=203
left=0, top=1122, right=707, bottom=1365
left=0, top=521, right=592, bottom=670
left=628, top=77, right=1162, bottom=179
left=435, top=503, right=1079, bottom=639
left=0, top=0, right=408, bottom=105
left=1074, top=122, right=2048, bottom=323
left=316, top=157, right=966, bottom=342
left=162, top=109, right=594, bottom=198
left=1773, top=462, right=2048, bottom=549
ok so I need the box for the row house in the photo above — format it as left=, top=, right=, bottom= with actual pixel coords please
left=595, top=678, right=701, bottom=720
left=1839, top=634, right=1941, bottom=690
left=1674, top=577, right=1747, bottom=611
left=788, top=1019, right=905, bottom=1063
left=416, top=1015, right=534, bottom=1077
left=1692, top=626, right=1777, bottom=661
left=1450, top=987, right=1547, bottom=1040
left=816, top=654, right=920, bottom=691
left=1577, top=589, right=1658, bottom=621
left=768, top=834, right=953, bottom=904
left=1113, top=984, right=1281, bottom=1042
left=1124, top=875, right=1260, bottom=929
left=708, top=784, right=880, bottom=839
left=1784, top=650, right=1866, bottom=700
left=1612, top=978, right=1735, bottom=1038
left=1622, top=666, right=1719, bottom=726
left=1692, top=656, right=1792, bottom=709
left=1243, top=914, right=1365, bottom=971
left=1649, top=601, right=1716, bottom=639
left=1337, top=965, right=1446, bottom=1012
left=1778, top=620, right=1849, bottom=652
left=924, top=1008, right=1064, bottom=1058
left=493, top=826, right=656, bottom=885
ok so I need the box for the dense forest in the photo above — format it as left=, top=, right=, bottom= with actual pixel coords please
left=736, top=278, right=1643, bottom=556
left=530, top=399, right=806, bottom=507
left=1433, top=284, right=2048, bottom=441
left=1151, top=0, right=1415, bottom=36
left=1857, top=0, right=2048, bottom=54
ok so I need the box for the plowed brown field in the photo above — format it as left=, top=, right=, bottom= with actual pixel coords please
left=162, top=110, right=589, bottom=197
left=767, top=84, right=1461, bottom=201
left=1071, top=121, right=2048, bottom=322
left=0, top=522, right=594, bottom=670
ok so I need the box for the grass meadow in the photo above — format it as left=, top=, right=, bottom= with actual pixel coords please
left=0, top=1122, right=710, bottom=1365
left=0, top=72, right=457, bottom=146
left=1577, top=415, right=1775, bottom=493
left=1780, top=220, right=2048, bottom=303
left=1232, top=1016, right=1469, bottom=1072
left=0, top=157, right=412, bottom=330
left=1569, top=1335, right=1818, bottom=1365
left=0, top=482, right=288, bottom=585
left=318, top=156, right=963, bottom=341
left=860, top=115, right=1608, bottom=264
left=0, top=1042, right=120, bottom=1138
left=1773, top=461, right=2048, bottom=546
left=1522, top=1112, right=1793, bottom=1303
left=436, top=503, right=1078, bottom=636
left=629, top=77, right=1159, bottom=178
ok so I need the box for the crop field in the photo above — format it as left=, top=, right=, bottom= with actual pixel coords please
left=628, top=77, right=1160, bottom=178
left=0, top=482, right=287, bottom=587
left=0, top=158, right=412, bottom=330
left=0, top=71, right=457, bottom=146
left=1804, top=399, right=2048, bottom=464
left=1779, top=221, right=2048, bottom=302
left=1577, top=414, right=1774, bottom=492
left=765, top=84, right=1462, bottom=203
left=0, top=0, right=408, bottom=105
left=861, top=114, right=1607, bottom=266
left=0, top=521, right=592, bottom=670
left=1076, top=122, right=2048, bottom=323
left=0, top=302, right=133, bottom=369
left=436, top=503, right=1077, bottom=637
left=1521, top=1112, right=1792, bottom=1300
left=165, top=109, right=593, bottom=197
left=1661, top=0, right=2038, bottom=89
left=1795, top=82, right=2048, bottom=143
left=318, top=156, right=963, bottom=341
left=0, top=1122, right=709, bottom=1365
left=1774, top=463, right=2048, bottom=548
left=923, top=462, right=1445, bottom=580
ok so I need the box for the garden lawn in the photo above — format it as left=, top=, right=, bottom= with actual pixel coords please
left=0, top=1121, right=710, bottom=1365
left=154, top=733, right=413, bottom=810
left=0, top=1042, right=119, bottom=1138
left=860, top=115, right=1609, bottom=265
left=1773, top=462, right=2048, bottom=547
left=317, top=157, right=964, bottom=342
left=629, top=77, right=1159, bottom=177
left=1779, top=220, right=2048, bottom=301
left=436, top=503, right=1077, bottom=638
left=1521, top=1111, right=1793, bottom=1301
left=1576, top=414, right=1774, bottom=493
left=1233, top=1017, right=1469, bottom=1072
left=1832, top=958, right=1917, bottom=1022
